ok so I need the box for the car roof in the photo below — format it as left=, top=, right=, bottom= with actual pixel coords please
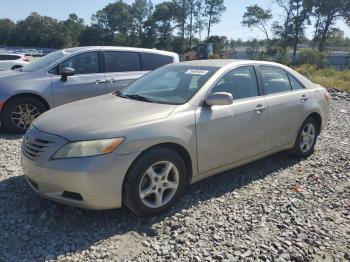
left=179, top=59, right=287, bottom=68
left=0, top=52, right=23, bottom=56
left=63, top=46, right=178, bottom=57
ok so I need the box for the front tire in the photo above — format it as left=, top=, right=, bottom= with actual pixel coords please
left=123, top=147, right=187, bottom=216
left=11, top=65, right=22, bottom=70
left=291, top=117, right=319, bottom=157
left=1, top=96, right=47, bottom=134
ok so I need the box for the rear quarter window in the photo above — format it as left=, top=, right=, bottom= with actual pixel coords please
left=141, top=53, right=174, bottom=71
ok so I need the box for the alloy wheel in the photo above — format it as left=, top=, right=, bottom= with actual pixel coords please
left=10, top=104, right=40, bottom=130
left=138, top=161, right=179, bottom=208
left=300, top=123, right=316, bottom=153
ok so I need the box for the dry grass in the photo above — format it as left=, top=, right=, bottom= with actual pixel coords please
left=294, top=64, right=350, bottom=92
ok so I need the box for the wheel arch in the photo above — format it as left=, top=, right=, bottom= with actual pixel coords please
left=123, top=142, right=194, bottom=188
left=2, top=93, right=50, bottom=113
left=306, top=112, right=322, bottom=135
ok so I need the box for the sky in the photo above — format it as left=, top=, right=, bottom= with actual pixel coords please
left=0, top=0, right=349, bottom=41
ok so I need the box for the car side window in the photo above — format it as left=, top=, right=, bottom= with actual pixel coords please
left=211, top=66, right=259, bottom=100
left=288, top=74, right=304, bottom=90
left=140, top=53, right=174, bottom=71
left=260, top=66, right=292, bottom=95
left=104, top=51, right=141, bottom=72
left=60, top=52, right=99, bottom=75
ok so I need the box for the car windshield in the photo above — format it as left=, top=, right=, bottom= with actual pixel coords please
left=21, top=50, right=67, bottom=72
left=120, top=65, right=219, bottom=105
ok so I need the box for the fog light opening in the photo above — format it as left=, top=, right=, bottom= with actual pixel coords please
left=62, top=191, right=83, bottom=201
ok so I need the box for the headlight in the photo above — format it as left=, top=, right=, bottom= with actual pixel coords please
left=52, top=138, right=124, bottom=159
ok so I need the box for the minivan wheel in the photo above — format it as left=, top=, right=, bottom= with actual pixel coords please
left=123, top=147, right=187, bottom=216
left=291, top=117, right=319, bottom=158
left=1, top=96, right=47, bottom=134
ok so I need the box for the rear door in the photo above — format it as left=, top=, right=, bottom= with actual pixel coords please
left=103, top=51, right=145, bottom=93
left=51, top=51, right=107, bottom=106
left=257, top=65, right=308, bottom=150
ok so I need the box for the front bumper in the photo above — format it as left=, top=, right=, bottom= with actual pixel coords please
left=21, top=126, right=140, bottom=210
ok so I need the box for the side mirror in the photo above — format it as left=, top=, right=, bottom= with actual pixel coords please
left=61, top=67, right=75, bottom=81
left=205, top=92, right=233, bottom=106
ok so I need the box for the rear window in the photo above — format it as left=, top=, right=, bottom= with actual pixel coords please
left=141, top=53, right=174, bottom=71
left=104, top=51, right=141, bottom=72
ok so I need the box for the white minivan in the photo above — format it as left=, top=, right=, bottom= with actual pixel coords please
left=0, top=46, right=179, bottom=133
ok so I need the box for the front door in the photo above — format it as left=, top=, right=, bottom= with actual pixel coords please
left=196, top=66, right=268, bottom=174
left=51, top=51, right=107, bottom=106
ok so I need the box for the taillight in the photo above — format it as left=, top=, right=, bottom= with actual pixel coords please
left=23, top=56, right=30, bottom=62
left=324, top=91, right=331, bottom=103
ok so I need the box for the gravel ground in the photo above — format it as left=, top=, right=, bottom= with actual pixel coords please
left=0, top=91, right=349, bottom=262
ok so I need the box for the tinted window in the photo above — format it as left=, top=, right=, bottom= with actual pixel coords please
left=260, top=66, right=291, bottom=95
left=141, top=53, right=174, bottom=70
left=288, top=74, right=304, bottom=90
left=0, top=54, right=20, bottom=60
left=211, top=66, right=259, bottom=99
left=60, top=52, right=99, bottom=75
left=105, top=51, right=141, bottom=72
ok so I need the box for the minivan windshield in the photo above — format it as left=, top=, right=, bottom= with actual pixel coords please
left=120, top=65, right=219, bottom=105
left=21, top=50, right=67, bottom=72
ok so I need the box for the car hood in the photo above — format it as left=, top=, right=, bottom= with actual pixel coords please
left=0, top=70, right=44, bottom=88
left=33, top=94, right=177, bottom=141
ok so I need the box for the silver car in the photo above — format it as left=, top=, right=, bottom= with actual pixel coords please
left=0, top=46, right=179, bottom=133
left=21, top=60, right=330, bottom=216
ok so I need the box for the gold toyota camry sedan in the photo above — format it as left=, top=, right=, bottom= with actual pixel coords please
left=21, top=60, right=330, bottom=216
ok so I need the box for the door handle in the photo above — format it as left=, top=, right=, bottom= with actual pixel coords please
left=301, top=95, right=308, bottom=102
left=108, top=78, right=117, bottom=83
left=254, top=105, right=267, bottom=113
left=95, top=80, right=106, bottom=85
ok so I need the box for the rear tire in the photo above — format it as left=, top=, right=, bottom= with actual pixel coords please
left=123, top=147, right=187, bottom=217
left=1, top=96, right=47, bottom=134
left=291, top=117, right=319, bottom=158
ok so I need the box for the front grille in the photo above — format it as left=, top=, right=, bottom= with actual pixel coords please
left=23, top=136, right=54, bottom=160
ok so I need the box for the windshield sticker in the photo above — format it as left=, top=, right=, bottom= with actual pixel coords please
left=185, top=69, right=209, bottom=75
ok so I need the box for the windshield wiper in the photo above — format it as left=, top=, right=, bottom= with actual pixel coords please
left=125, top=94, right=153, bottom=103
left=114, top=91, right=153, bottom=103
left=114, top=90, right=127, bottom=98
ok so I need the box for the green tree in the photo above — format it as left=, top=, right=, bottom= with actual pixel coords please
left=131, top=0, right=154, bottom=46
left=12, top=12, right=68, bottom=48
left=63, top=13, right=85, bottom=47
left=152, top=2, right=176, bottom=49
left=194, top=0, right=206, bottom=41
left=312, top=0, right=350, bottom=51
left=79, top=24, right=110, bottom=46
left=275, top=0, right=311, bottom=63
left=204, top=0, right=226, bottom=39
left=92, top=0, right=133, bottom=41
left=0, top=18, right=16, bottom=46
left=242, top=5, right=272, bottom=47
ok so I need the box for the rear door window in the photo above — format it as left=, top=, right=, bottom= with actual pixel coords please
left=104, top=51, right=141, bottom=72
left=141, top=53, right=174, bottom=71
left=259, top=66, right=292, bottom=95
